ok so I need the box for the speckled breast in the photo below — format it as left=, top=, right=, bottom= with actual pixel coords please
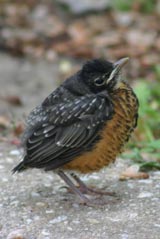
left=63, top=84, right=139, bottom=173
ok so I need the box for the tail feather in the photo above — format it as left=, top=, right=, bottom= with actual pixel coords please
left=12, top=161, right=27, bottom=173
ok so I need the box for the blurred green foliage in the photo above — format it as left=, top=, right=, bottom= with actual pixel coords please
left=112, top=0, right=156, bottom=13
left=122, top=65, right=160, bottom=170
left=135, top=81, right=159, bottom=141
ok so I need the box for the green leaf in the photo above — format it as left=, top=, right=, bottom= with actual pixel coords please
left=145, top=140, right=160, bottom=149
left=140, top=161, right=160, bottom=171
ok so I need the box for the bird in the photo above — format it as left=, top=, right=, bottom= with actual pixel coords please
left=13, top=57, right=139, bottom=205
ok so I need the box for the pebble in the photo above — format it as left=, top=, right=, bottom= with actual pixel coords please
left=151, top=197, right=159, bottom=202
left=59, top=0, right=110, bottom=14
left=67, top=227, right=73, bottom=231
left=137, top=192, right=153, bottom=198
left=0, top=165, right=4, bottom=169
left=109, top=217, right=121, bottom=222
left=10, top=150, right=21, bottom=156
left=10, top=200, right=19, bottom=206
left=41, top=230, right=50, bottom=236
left=49, top=215, right=67, bottom=224
left=72, top=203, right=80, bottom=208
left=45, top=174, right=54, bottom=181
left=7, top=229, right=26, bottom=239
left=155, top=184, right=160, bottom=189
left=87, top=218, right=99, bottom=224
left=6, top=157, right=14, bottom=163
left=31, top=192, right=40, bottom=198
left=34, top=215, right=40, bottom=221
left=10, top=196, right=16, bottom=200
left=115, top=13, right=133, bottom=27
left=26, top=219, right=32, bottom=224
left=43, top=183, right=52, bottom=187
left=46, top=209, right=54, bottom=214
left=154, top=224, right=160, bottom=228
left=73, top=220, right=80, bottom=224
left=129, top=213, right=138, bottom=219
left=2, top=177, right=8, bottom=182
left=59, top=60, right=72, bottom=74
left=127, top=183, right=134, bottom=189
left=121, top=233, right=129, bottom=239
left=153, top=171, right=160, bottom=178
left=138, top=179, right=153, bottom=184
left=81, top=174, right=99, bottom=181
left=36, top=202, right=46, bottom=207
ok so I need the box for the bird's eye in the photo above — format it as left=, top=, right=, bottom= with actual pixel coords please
left=94, top=78, right=105, bottom=86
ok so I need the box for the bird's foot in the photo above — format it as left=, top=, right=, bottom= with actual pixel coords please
left=57, top=170, right=119, bottom=207
left=70, top=173, right=116, bottom=196
left=78, top=185, right=116, bottom=196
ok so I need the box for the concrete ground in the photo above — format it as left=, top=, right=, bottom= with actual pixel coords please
left=0, top=54, right=160, bottom=239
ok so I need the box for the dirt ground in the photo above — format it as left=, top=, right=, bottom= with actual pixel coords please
left=0, top=53, right=160, bottom=239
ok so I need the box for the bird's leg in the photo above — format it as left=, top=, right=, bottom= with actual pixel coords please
left=57, top=170, right=107, bottom=206
left=70, top=173, right=116, bottom=196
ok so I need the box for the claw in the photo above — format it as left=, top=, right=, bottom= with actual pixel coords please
left=57, top=170, right=119, bottom=206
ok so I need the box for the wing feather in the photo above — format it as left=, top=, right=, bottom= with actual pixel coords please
left=22, top=92, right=114, bottom=170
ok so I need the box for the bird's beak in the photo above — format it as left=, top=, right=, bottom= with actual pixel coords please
left=107, top=57, right=129, bottom=83
left=113, top=57, right=129, bottom=72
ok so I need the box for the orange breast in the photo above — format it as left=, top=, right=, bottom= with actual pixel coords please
left=63, top=86, right=138, bottom=173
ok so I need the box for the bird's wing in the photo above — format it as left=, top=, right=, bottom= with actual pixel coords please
left=23, top=93, right=114, bottom=170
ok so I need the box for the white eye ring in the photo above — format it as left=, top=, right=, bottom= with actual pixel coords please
left=94, top=77, right=105, bottom=86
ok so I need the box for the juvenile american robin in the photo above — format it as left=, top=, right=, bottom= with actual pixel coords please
left=13, top=57, right=139, bottom=205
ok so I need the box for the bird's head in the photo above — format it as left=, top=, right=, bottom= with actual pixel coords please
left=80, top=58, right=129, bottom=93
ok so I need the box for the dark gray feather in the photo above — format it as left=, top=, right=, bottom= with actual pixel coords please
left=18, top=90, right=114, bottom=170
